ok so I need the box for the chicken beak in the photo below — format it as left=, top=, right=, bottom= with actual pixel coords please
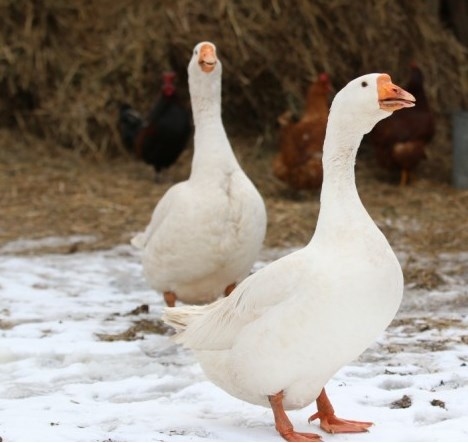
left=198, top=43, right=217, bottom=73
left=377, top=74, right=416, bottom=112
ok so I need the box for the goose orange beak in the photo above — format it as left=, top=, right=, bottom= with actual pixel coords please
left=377, top=74, right=415, bottom=112
left=198, top=43, right=217, bottom=73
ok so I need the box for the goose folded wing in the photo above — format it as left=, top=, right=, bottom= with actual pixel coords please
left=131, top=182, right=186, bottom=249
left=166, top=251, right=312, bottom=350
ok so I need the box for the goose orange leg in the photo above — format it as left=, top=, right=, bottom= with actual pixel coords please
left=268, top=391, right=322, bottom=442
left=224, top=283, right=236, bottom=297
left=163, top=291, right=177, bottom=307
left=308, top=388, right=373, bottom=434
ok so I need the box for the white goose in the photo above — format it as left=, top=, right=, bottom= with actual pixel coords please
left=132, top=42, right=267, bottom=307
left=163, top=73, right=415, bottom=441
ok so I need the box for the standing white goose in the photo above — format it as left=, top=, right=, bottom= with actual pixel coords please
left=132, top=42, right=267, bottom=307
left=163, top=73, right=415, bottom=441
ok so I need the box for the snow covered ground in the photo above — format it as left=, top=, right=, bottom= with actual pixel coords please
left=0, top=239, right=467, bottom=442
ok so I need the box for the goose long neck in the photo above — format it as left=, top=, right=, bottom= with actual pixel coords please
left=318, top=111, right=365, bottom=217
left=191, top=94, right=222, bottom=127
left=310, top=113, right=370, bottom=245
left=189, top=84, right=239, bottom=181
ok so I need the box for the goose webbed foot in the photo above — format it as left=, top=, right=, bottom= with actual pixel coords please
left=163, top=291, right=177, bottom=307
left=269, top=391, right=322, bottom=442
left=308, top=388, right=373, bottom=434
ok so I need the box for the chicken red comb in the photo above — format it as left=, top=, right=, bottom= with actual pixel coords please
left=162, top=72, right=176, bottom=96
left=163, top=71, right=176, bottom=82
left=319, top=72, right=329, bottom=82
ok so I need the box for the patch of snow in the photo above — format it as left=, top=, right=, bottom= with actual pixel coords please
left=0, top=244, right=467, bottom=441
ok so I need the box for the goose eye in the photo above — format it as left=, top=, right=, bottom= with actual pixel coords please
left=361, top=81, right=368, bottom=87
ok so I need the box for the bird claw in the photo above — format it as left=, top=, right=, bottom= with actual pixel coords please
left=308, top=411, right=373, bottom=434
left=280, top=430, right=323, bottom=442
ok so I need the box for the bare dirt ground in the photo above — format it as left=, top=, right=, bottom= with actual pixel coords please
left=1, top=128, right=467, bottom=291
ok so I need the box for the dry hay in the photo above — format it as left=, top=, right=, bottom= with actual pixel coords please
left=0, top=129, right=186, bottom=253
left=96, top=304, right=171, bottom=341
left=0, top=0, right=467, bottom=157
left=390, top=395, right=412, bottom=409
left=1, top=128, right=468, bottom=260
left=96, top=319, right=171, bottom=341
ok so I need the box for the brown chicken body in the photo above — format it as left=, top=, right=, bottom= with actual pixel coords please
left=273, top=73, right=332, bottom=190
left=369, top=64, right=435, bottom=185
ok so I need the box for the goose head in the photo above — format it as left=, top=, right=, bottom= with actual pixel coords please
left=330, top=73, right=415, bottom=135
left=188, top=41, right=222, bottom=104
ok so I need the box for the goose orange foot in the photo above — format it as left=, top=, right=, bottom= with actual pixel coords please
left=163, top=291, right=177, bottom=307
left=224, top=282, right=236, bottom=296
left=278, top=430, right=323, bottom=442
left=269, top=391, right=322, bottom=442
left=308, top=389, right=373, bottom=434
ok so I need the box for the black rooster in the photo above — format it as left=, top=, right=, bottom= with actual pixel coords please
left=118, top=72, right=192, bottom=180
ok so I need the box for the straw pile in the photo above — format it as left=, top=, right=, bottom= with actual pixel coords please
left=1, top=0, right=467, bottom=156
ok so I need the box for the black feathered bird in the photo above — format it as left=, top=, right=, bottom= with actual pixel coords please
left=118, top=104, right=143, bottom=151
left=118, top=72, right=192, bottom=180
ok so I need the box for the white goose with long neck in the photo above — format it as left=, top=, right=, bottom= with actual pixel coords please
left=132, top=41, right=266, bottom=306
left=188, top=42, right=239, bottom=182
left=163, top=72, right=416, bottom=442
left=316, top=75, right=396, bottom=234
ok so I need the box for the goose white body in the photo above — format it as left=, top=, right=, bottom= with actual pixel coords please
left=164, top=73, right=405, bottom=412
left=132, top=42, right=266, bottom=304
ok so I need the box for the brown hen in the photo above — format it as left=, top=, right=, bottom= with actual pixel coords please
left=369, top=64, right=435, bottom=186
left=273, top=73, right=332, bottom=190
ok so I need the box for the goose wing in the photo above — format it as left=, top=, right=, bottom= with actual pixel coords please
left=163, top=250, right=313, bottom=350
